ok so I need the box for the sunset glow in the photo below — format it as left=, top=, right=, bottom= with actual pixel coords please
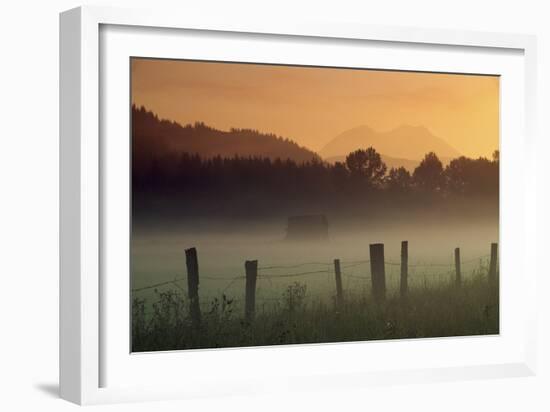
left=131, top=58, right=499, bottom=158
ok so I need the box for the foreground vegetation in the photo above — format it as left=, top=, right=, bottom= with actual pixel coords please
left=132, top=275, right=498, bottom=352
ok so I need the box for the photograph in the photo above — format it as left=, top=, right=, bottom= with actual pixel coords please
left=130, top=57, right=500, bottom=352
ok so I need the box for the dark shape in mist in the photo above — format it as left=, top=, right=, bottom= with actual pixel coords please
left=286, top=215, right=329, bottom=241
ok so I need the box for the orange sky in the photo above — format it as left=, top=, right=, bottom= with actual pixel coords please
left=131, top=58, right=499, bottom=158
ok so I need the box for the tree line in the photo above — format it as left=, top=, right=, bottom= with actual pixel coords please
left=133, top=146, right=498, bottom=199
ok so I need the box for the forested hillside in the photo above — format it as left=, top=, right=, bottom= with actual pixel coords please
left=132, top=105, right=319, bottom=175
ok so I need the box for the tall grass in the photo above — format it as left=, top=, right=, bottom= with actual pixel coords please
left=132, top=273, right=498, bottom=352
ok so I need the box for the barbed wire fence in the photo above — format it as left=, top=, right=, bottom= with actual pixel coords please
left=131, top=257, right=491, bottom=292
left=131, top=242, right=497, bottom=323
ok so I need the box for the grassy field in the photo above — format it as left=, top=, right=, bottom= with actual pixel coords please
left=131, top=272, right=499, bottom=352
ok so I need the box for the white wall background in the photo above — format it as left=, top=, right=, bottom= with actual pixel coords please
left=0, top=0, right=548, bottom=410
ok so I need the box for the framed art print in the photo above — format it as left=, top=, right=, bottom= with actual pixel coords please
left=60, top=6, right=538, bottom=405
left=130, top=58, right=500, bottom=352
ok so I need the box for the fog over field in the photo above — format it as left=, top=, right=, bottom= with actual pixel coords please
left=132, top=213, right=498, bottom=310
left=130, top=59, right=499, bottom=351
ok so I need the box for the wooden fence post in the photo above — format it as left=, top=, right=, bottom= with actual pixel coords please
left=400, top=241, right=408, bottom=298
left=245, top=260, right=258, bottom=322
left=185, top=247, right=201, bottom=327
left=369, top=243, right=386, bottom=302
left=334, top=259, right=344, bottom=308
left=454, top=247, right=461, bottom=286
left=489, top=243, right=498, bottom=285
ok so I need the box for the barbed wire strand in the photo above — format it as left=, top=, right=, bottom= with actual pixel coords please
left=259, top=262, right=331, bottom=270
left=261, top=269, right=330, bottom=279
left=132, top=253, right=491, bottom=293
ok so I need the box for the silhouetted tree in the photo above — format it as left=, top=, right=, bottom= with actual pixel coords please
left=345, top=147, right=387, bottom=188
left=386, top=167, right=412, bottom=192
left=413, top=152, right=444, bottom=192
left=331, top=161, right=349, bottom=191
left=445, top=156, right=498, bottom=196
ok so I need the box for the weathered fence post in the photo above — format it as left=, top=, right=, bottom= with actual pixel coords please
left=454, top=247, right=461, bottom=286
left=334, top=258, right=344, bottom=308
left=245, top=260, right=258, bottom=322
left=369, top=243, right=386, bottom=302
left=400, top=241, right=408, bottom=298
left=489, top=243, right=498, bottom=285
left=185, top=247, right=201, bottom=327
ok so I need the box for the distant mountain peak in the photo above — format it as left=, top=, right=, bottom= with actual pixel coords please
left=319, top=124, right=460, bottom=160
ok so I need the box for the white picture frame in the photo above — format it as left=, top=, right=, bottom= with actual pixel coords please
left=60, top=5, right=538, bottom=405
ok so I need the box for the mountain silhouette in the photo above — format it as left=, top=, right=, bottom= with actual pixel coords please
left=319, top=124, right=461, bottom=161
left=132, top=106, right=320, bottom=166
